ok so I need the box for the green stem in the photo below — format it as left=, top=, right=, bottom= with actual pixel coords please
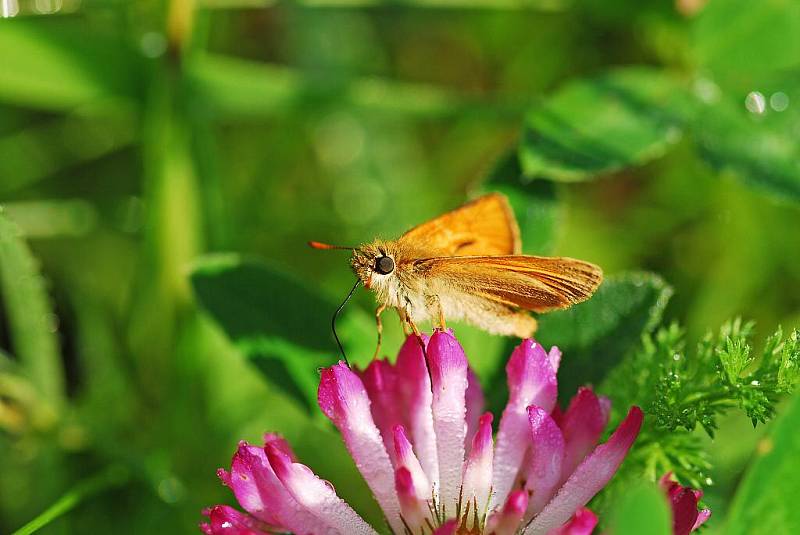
left=11, top=466, right=129, bottom=535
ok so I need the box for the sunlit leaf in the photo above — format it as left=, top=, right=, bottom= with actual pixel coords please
left=725, top=392, right=800, bottom=534
left=694, top=78, right=800, bottom=201
left=694, top=0, right=800, bottom=89
left=0, top=19, right=143, bottom=111
left=519, top=68, right=694, bottom=181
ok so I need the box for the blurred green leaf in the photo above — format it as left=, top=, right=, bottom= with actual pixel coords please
left=537, top=272, right=672, bottom=396
left=190, top=254, right=374, bottom=409
left=10, top=465, right=129, bottom=535
left=483, top=150, right=562, bottom=254
left=0, top=210, right=64, bottom=408
left=725, top=392, right=800, bottom=534
left=610, top=482, right=671, bottom=535
left=188, top=53, right=513, bottom=119
left=694, top=0, right=800, bottom=89
left=519, top=68, right=694, bottom=181
left=0, top=112, right=136, bottom=195
left=0, top=20, right=143, bottom=111
left=694, top=79, right=800, bottom=201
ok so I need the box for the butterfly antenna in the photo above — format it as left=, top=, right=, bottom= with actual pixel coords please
left=332, top=279, right=361, bottom=367
left=309, top=241, right=355, bottom=251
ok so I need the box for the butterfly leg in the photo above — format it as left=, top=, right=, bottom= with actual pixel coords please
left=397, top=308, right=412, bottom=336
left=425, top=293, right=447, bottom=331
left=372, top=304, right=386, bottom=360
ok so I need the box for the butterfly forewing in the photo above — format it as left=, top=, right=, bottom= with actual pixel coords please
left=413, top=255, right=602, bottom=313
left=398, top=193, right=521, bottom=256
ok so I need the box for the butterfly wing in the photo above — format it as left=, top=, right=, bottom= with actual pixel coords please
left=398, top=193, right=521, bottom=256
left=413, top=255, right=602, bottom=313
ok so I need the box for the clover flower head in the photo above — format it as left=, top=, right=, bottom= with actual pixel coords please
left=202, top=330, right=644, bottom=535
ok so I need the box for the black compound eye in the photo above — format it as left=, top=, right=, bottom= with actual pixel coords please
left=375, top=255, right=395, bottom=275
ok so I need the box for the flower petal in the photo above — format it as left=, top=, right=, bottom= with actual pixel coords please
left=200, top=505, right=269, bottom=535
left=693, top=509, right=711, bottom=531
left=265, top=443, right=379, bottom=535
left=395, top=467, right=430, bottom=532
left=525, top=406, right=565, bottom=518
left=395, top=334, right=440, bottom=489
left=226, top=441, right=328, bottom=533
left=559, top=388, right=609, bottom=480
left=461, top=413, right=494, bottom=526
left=318, top=362, right=402, bottom=533
left=486, top=490, right=528, bottom=535
left=427, top=330, right=469, bottom=514
left=393, top=424, right=431, bottom=499
left=465, top=367, right=486, bottom=452
left=492, top=339, right=558, bottom=509
left=524, top=407, right=643, bottom=535
left=359, top=359, right=405, bottom=461
left=546, top=507, right=598, bottom=535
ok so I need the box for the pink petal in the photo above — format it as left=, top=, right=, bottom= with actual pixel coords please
left=671, top=488, right=701, bottom=535
left=318, top=363, right=402, bottom=533
left=492, top=339, right=558, bottom=509
left=227, top=442, right=328, bottom=533
left=395, top=467, right=430, bottom=531
left=393, top=424, right=431, bottom=499
left=547, top=507, right=598, bottom=535
left=486, top=490, right=528, bottom=535
left=200, top=505, right=270, bottom=535
left=559, top=388, right=609, bottom=481
left=433, top=519, right=459, bottom=535
left=461, top=413, right=494, bottom=526
left=395, top=334, right=440, bottom=489
left=427, top=330, right=469, bottom=514
left=693, top=509, right=711, bottom=530
left=525, top=406, right=565, bottom=518
left=265, top=443, right=379, bottom=535
left=465, top=367, right=486, bottom=452
left=359, top=359, right=405, bottom=462
left=524, top=407, right=643, bottom=535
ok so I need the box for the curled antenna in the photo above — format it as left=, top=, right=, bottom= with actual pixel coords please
left=332, top=279, right=361, bottom=367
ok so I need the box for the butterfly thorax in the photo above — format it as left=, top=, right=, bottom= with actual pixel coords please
left=351, top=239, right=434, bottom=318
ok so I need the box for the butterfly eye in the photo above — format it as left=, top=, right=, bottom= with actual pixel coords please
left=375, top=256, right=395, bottom=275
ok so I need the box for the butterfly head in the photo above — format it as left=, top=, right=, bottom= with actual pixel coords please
left=351, top=240, right=398, bottom=291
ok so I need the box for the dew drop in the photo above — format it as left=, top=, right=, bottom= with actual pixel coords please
left=745, top=91, right=767, bottom=115
left=770, top=91, right=789, bottom=112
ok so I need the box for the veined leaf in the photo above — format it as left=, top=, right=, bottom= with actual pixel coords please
left=520, top=68, right=694, bottom=181
left=537, top=272, right=672, bottom=396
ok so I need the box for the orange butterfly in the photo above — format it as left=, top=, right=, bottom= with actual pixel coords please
left=311, top=193, right=602, bottom=356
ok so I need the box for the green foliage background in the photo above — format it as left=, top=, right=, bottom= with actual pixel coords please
left=1, top=0, right=800, bottom=533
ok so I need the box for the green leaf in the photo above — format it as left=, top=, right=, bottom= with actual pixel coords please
left=0, top=209, right=64, bottom=408
left=725, top=392, right=800, bottom=534
left=188, top=53, right=490, bottom=119
left=693, top=78, right=800, bottom=201
left=0, top=19, right=143, bottom=111
left=190, top=254, right=374, bottom=409
left=537, top=272, right=672, bottom=396
left=483, top=150, right=562, bottom=254
left=610, top=482, right=672, bottom=535
left=519, top=67, right=694, bottom=181
left=694, top=0, right=800, bottom=89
